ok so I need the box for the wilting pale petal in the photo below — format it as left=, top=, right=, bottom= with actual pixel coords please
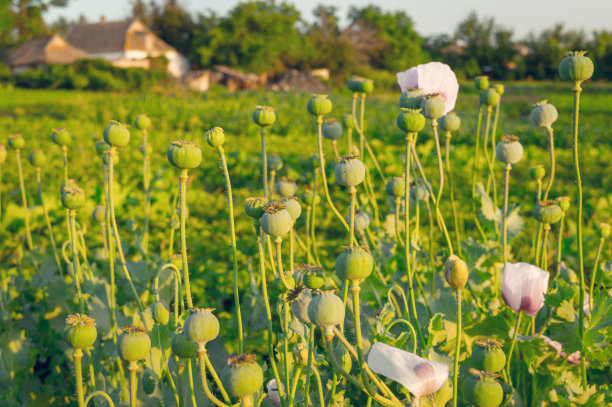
left=541, top=335, right=584, bottom=365
left=396, top=62, right=459, bottom=114
left=367, top=342, right=449, bottom=398
left=266, top=379, right=283, bottom=407
left=501, top=262, right=549, bottom=317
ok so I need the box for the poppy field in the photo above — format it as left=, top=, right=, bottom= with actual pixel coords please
left=0, top=55, right=611, bottom=407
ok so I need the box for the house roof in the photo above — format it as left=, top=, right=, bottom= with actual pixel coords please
left=7, top=34, right=90, bottom=67
left=66, top=19, right=175, bottom=54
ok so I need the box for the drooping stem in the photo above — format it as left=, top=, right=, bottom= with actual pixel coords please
left=198, top=350, right=231, bottom=407
left=274, top=237, right=292, bottom=291
left=73, top=349, right=86, bottom=407
left=589, top=236, right=605, bottom=310
left=128, top=361, right=138, bottom=407
left=217, top=146, right=244, bottom=353
left=502, top=164, right=512, bottom=264
left=282, top=301, right=291, bottom=405
left=543, top=129, right=556, bottom=200
left=505, top=311, right=522, bottom=386
left=445, top=131, right=462, bottom=255
left=85, top=348, right=97, bottom=399
left=69, top=211, right=84, bottom=313
left=260, top=127, right=268, bottom=198
left=15, top=150, right=33, bottom=249
left=107, top=149, right=143, bottom=312
left=452, top=289, right=462, bottom=407
left=84, top=391, right=116, bottom=407
left=179, top=169, right=193, bottom=309
left=36, top=168, right=62, bottom=273
left=316, top=116, right=349, bottom=231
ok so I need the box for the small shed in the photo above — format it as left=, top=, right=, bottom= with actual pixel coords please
left=7, top=34, right=90, bottom=74
left=185, top=70, right=210, bottom=92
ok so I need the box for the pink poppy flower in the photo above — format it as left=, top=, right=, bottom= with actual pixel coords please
left=396, top=62, right=459, bottom=114
left=368, top=342, right=449, bottom=400
left=501, top=262, right=550, bottom=317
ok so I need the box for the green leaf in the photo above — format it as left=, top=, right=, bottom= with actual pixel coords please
left=545, top=279, right=575, bottom=307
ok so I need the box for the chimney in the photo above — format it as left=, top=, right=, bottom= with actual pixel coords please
left=100, top=16, right=106, bottom=23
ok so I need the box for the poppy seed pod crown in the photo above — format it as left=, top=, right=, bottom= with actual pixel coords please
left=334, top=154, right=366, bottom=187
left=495, top=135, right=523, bottom=165
left=530, top=100, right=558, bottom=130
left=558, top=51, right=594, bottom=83
left=307, top=94, right=332, bottom=116
left=252, top=105, right=276, bottom=127
left=65, top=314, right=97, bottom=349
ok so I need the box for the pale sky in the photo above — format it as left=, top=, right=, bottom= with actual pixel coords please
left=44, top=0, right=612, bottom=38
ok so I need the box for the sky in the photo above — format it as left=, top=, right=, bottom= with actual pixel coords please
left=44, top=0, right=612, bottom=38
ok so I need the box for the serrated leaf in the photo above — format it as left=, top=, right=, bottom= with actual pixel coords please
left=545, top=279, right=575, bottom=307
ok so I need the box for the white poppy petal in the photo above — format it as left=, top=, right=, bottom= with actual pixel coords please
left=368, top=342, right=449, bottom=398
left=397, top=67, right=419, bottom=92
left=266, top=379, right=283, bottom=407
left=415, top=62, right=459, bottom=114
left=518, top=264, right=549, bottom=316
left=501, top=263, right=522, bottom=312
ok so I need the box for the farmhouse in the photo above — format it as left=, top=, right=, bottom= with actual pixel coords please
left=65, top=18, right=189, bottom=78
left=7, top=34, right=90, bottom=74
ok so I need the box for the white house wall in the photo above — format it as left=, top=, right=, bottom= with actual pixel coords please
left=166, top=52, right=189, bottom=78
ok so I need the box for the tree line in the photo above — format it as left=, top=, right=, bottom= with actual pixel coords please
left=2, top=0, right=612, bottom=81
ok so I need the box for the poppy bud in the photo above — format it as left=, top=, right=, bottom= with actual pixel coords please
left=334, top=155, right=365, bottom=187
left=171, top=332, right=198, bottom=359
left=8, top=134, right=25, bottom=150
left=343, top=114, right=355, bottom=130
left=410, top=178, right=430, bottom=202
left=92, top=205, right=106, bottom=223
left=529, top=165, right=545, bottom=181
left=62, top=186, right=86, bottom=210
left=29, top=150, right=46, bottom=168
left=261, top=202, right=292, bottom=237
left=533, top=200, right=563, bottom=224
left=558, top=51, right=594, bottom=83
left=530, top=100, right=558, bottom=130
left=205, top=127, right=225, bottom=148
left=245, top=197, right=268, bottom=219
left=336, top=247, right=373, bottom=282
left=335, top=344, right=352, bottom=373
left=267, top=154, right=283, bottom=171
left=293, top=342, right=309, bottom=366
left=52, top=127, right=71, bottom=146
left=151, top=300, right=170, bottom=326
left=495, top=135, right=523, bottom=165
left=276, top=177, right=297, bottom=197
left=307, top=94, right=332, bottom=116
left=142, top=369, right=156, bottom=394
left=95, top=140, right=110, bottom=156
left=221, top=354, right=264, bottom=398
left=471, top=339, right=506, bottom=373
left=480, top=89, right=501, bottom=107
left=385, top=177, right=405, bottom=198
left=65, top=314, right=97, bottom=349
left=444, top=254, right=468, bottom=290
left=474, top=76, right=489, bottom=91
left=399, top=88, right=424, bottom=109
left=183, top=308, right=220, bottom=346
left=273, top=273, right=296, bottom=294
left=117, top=326, right=151, bottom=362
left=556, top=196, right=570, bottom=213
left=252, top=105, right=276, bottom=127
left=351, top=210, right=371, bottom=234
left=396, top=108, right=426, bottom=133
left=438, top=112, right=461, bottom=132
left=308, top=289, right=345, bottom=337
left=303, top=268, right=325, bottom=290
left=301, top=190, right=320, bottom=206
left=420, top=94, right=445, bottom=119
left=347, top=76, right=364, bottom=93
left=598, top=223, right=610, bottom=239
left=103, top=121, right=130, bottom=148
left=167, top=140, right=202, bottom=169
left=134, top=114, right=151, bottom=130
left=322, top=119, right=343, bottom=140
left=361, top=78, right=374, bottom=93
left=0, top=145, right=6, bottom=164
left=494, top=84, right=505, bottom=96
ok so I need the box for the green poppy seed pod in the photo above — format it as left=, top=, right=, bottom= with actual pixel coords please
left=8, top=134, right=25, bottom=150
left=530, top=165, right=546, bottom=181
left=134, top=114, right=151, bottom=130
left=336, top=247, right=373, bottom=282
left=171, top=332, right=198, bottom=359
left=139, top=143, right=153, bottom=156
left=597, top=223, right=610, bottom=239
left=322, top=119, right=343, bottom=140
left=480, top=89, right=501, bottom=107
left=558, top=51, right=594, bottom=83
left=276, top=177, right=298, bottom=197
left=221, top=354, right=264, bottom=398
left=281, top=198, right=301, bottom=221
left=65, top=314, right=97, bottom=349
left=343, top=114, right=355, bottom=130
left=167, top=140, right=202, bottom=169
left=495, top=135, right=523, bottom=165
left=438, top=112, right=461, bottom=132
left=399, top=87, right=424, bottom=109
left=444, top=254, right=469, bottom=290
left=0, top=145, right=6, bottom=164
left=261, top=203, right=293, bottom=237
left=151, top=300, right=170, bottom=326
left=308, top=154, right=320, bottom=170
left=352, top=210, right=371, bottom=233
left=267, top=154, right=283, bottom=171
left=103, top=120, right=130, bottom=148
left=396, top=108, right=426, bottom=133
left=117, top=326, right=151, bottom=362
left=420, top=94, right=445, bottom=119
left=334, top=155, right=366, bottom=187
left=361, top=78, right=374, bottom=93
left=307, top=94, right=332, bottom=116
left=252, top=105, right=276, bottom=127
left=288, top=285, right=312, bottom=323
left=385, top=177, right=405, bottom=198
left=303, top=270, right=325, bottom=290
left=92, top=205, right=106, bottom=223
left=533, top=200, right=563, bottom=224
left=301, top=190, right=320, bottom=206
left=335, top=344, right=352, bottom=373
left=28, top=150, right=47, bottom=168
left=556, top=196, right=570, bottom=213
left=292, top=342, right=309, bottom=366
left=142, top=369, right=156, bottom=395
left=471, top=339, right=506, bottom=373
left=474, top=76, right=489, bottom=91
left=51, top=127, right=72, bottom=146
left=464, top=370, right=504, bottom=407
left=95, top=140, right=110, bottom=156
left=530, top=100, right=558, bottom=129
left=273, top=273, right=296, bottom=294
left=205, top=127, right=225, bottom=148
left=410, top=178, right=430, bottom=202
left=61, top=186, right=86, bottom=210
left=183, top=308, right=220, bottom=346
left=60, top=179, right=78, bottom=194
left=347, top=76, right=364, bottom=93
left=245, top=197, right=268, bottom=219
left=494, top=84, right=505, bottom=96
left=308, top=289, right=345, bottom=337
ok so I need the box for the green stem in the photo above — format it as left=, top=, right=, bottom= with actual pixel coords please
left=432, top=122, right=445, bottom=209
left=179, top=169, right=193, bottom=309
left=288, top=365, right=303, bottom=406
left=289, top=227, right=295, bottom=273
left=187, top=358, right=197, bottom=407
left=15, top=150, right=33, bottom=249
left=502, top=164, right=511, bottom=264
left=471, top=105, right=484, bottom=206
left=349, top=186, right=357, bottom=246
left=305, top=207, right=314, bottom=263
left=311, top=366, right=325, bottom=407
left=73, top=349, right=86, bottom=407
left=36, top=168, right=62, bottom=273
left=303, top=324, right=315, bottom=407
left=589, top=237, right=605, bottom=310
left=198, top=350, right=231, bottom=407
left=283, top=301, right=291, bottom=405
left=543, top=129, right=556, bottom=200
left=142, top=130, right=151, bottom=254
left=85, top=348, right=97, bottom=400
left=445, top=132, right=462, bottom=256
left=69, top=211, right=84, bottom=313
left=541, top=224, right=550, bottom=270
left=311, top=171, right=322, bottom=266
left=556, top=215, right=565, bottom=278
left=84, top=391, right=116, bottom=407
left=505, top=311, right=522, bottom=386
left=128, top=362, right=138, bottom=407
left=261, top=127, right=268, bottom=198
left=394, top=198, right=404, bottom=247
left=452, top=289, right=462, bottom=407
left=217, top=146, right=244, bottom=353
